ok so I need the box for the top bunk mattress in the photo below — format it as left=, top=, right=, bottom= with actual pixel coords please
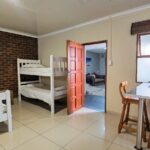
left=19, top=64, right=51, bottom=76
left=19, top=62, right=67, bottom=77
left=20, top=67, right=51, bottom=76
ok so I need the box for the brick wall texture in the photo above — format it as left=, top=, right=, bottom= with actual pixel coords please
left=0, top=31, right=38, bottom=97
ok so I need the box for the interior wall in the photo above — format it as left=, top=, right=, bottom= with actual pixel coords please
left=99, top=53, right=106, bottom=75
left=38, top=8, right=150, bottom=115
left=0, top=31, right=38, bottom=97
left=86, top=52, right=100, bottom=74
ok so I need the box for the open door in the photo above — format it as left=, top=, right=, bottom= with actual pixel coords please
left=67, top=40, right=85, bottom=114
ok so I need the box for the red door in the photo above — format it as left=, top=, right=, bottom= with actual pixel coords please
left=67, top=40, right=84, bottom=114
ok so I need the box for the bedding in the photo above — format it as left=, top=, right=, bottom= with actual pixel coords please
left=20, top=83, right=66, bottom=104
left=20, top=67, right=51, bottom=76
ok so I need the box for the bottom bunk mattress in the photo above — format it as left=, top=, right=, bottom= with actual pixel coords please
left=20, top=83, right=66, bottom=104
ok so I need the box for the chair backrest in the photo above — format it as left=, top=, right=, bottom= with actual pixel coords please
left=119, top=81, right=128, bottom=103
left=0, top=90, right=12, bottom=132
left=0, top=91, right=6, bottom=119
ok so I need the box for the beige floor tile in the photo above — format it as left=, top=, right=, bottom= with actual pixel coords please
left=71, top=108, right=101, bottom=118
left=65, top=133, right=111, bottom=150
left=7, top=98, right=144, bottom=150
left=65, top=114, right=96, bottom=131
left=26, top=107, right=51, bottom=117
left=14, top=136, right=60, bottom=150
left=26, top=117, right=64, bottom=133
left=85, top=119, right=118, bottom=142
left=0, top=119, right=23, bottom=134
left=13, top=110, right=44, bottom=125
left=113, top=133, right=136, bottom=149
left=42, top=124, right=81, bottom=146
left=81, top=112, right=106, bottom=121
left=54, top=108, right=68, bottom=117
left=12, top=119, right=23, bottom=129
left=20, top=102, right=51, bottom=117
left=0, top=126, right=38, bottom=150
left=0, top=145, right=4, bottom=150
left=72, top=107, right=99, bottom=114
left=108, top=143, right=129, bottom=150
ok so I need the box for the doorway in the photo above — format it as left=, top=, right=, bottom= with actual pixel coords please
left=67, top=40, right=107, bottom=114
left=84, top=41, right=107, bottom=112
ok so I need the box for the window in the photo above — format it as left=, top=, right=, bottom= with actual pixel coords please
left=137, top=33, right=150, bottom=82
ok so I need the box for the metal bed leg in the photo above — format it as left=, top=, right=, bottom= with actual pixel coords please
left=135, top=98, right=144, bottom=150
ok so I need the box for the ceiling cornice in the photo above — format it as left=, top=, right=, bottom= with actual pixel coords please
left=0, top=27, right=38, bottom=38
left=39, top=3, right=150, bottom=38
left=39, top=16, right=109, bottom=38
left=0, top=3, right=150, bottom=39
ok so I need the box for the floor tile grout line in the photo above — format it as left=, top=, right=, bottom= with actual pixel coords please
left=8, top=122, right=63, bottom=150
left=0, top=144, right=5, bottom=150
left=9, top=100, right=130, bottom=150
left=11, top=118, right=42, bottom=133
left=3, top=117, right=44, bottom=150
left=62, top=129, right=85, bottom=148
left=39, top=122, right=84, bottom=147
left=62, top=129, right=112, bottom=150
left=12, top=110, right=70, bottom=135
left=14, top=100, right=68, bottom=118
left=105, top=134, right=120, bottom=150
left=107, top=132, right=137, bottom=150
left=40, top=133, right=64, bottom=149
left=63, top=116, right=100, bottom=133
left=23, top=119, right=64, bottom=135
left=34, top=117, right=71, bottom=135
left=12, top=101, right=51, bottom=118
left=10, top=134, right=39, bottom=150
left=19, top=118, right=77, bottom=149
left=84, top=130, right=115, bottom=143
left=36, top=122, right=86, bottom=149
left=22, top=123, right=44, bottom=135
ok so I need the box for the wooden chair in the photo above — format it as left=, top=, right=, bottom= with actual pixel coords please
left=0, top=90, right=12, bottom=132
left=118, top=81, right=149, bottom=141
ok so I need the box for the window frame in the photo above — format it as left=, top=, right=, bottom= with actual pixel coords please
left=136, top=32, right=150, bottom=83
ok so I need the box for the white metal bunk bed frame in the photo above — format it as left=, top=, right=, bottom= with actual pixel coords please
left=17, top=55, right=67, bottom=114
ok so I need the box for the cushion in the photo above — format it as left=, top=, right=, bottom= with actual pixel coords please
left=95, top=78, right=104, bottom=82
left=93, top=72, right=99, bottom=78
left=91, top=74, right=96, bottom=79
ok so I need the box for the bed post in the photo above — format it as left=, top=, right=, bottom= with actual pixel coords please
left=17, top=58, right=21, bottom=102
left=38, top=60, right=42, bottom=83
left=50, top=55, right=54, bottom=114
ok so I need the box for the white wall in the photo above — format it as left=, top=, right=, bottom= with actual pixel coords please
left=99, top=53, right=106, bottom=75
left=38, top=8, right=150, bottom=115
left=86, top=52, right=100, bottom=74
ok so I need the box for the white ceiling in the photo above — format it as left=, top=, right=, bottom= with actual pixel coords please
left=85, top=43, right=106, bottom=53
left=0, top=0, right=150, bottom=35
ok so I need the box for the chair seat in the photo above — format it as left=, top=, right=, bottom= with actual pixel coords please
left=125, top=95, right=139, bottom=101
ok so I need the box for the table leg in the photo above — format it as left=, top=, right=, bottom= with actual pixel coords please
left=135, top=98, right=144, bottom=150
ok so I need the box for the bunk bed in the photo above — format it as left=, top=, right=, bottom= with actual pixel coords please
left=17, top=55, right=67, bottom=114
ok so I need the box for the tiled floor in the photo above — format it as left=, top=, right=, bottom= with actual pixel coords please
left=0, top=99, right=149, bottom=150
left=85, top=95, right=105, bottom=112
